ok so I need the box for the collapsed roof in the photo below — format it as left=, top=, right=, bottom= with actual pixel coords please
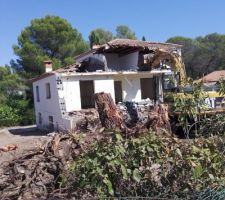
left=32, top=39, right=186, bottom=82
left=76, top=38, right=182, bottom=60
left=62, top=39, right=185, bottom=80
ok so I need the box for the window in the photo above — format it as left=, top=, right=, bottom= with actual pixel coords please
left=114, top=81, right=123, bottom=103
left=38, top=113, right=42, bottom=124
left=49, top=116, right=54, bottom=130
left=46, top=83, right=51, bottom=99
left=36, top=85, right=40, bottom=102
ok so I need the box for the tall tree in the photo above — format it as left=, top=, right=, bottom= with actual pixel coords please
left=167, top=36, right=199, bottom=78
left=0, top=66, right=26, bottom=98
left=115, top=25, right=137, bottom=39
left=13, top=16, right=89, bottom=76
left=142, top=36, right=146, bottom=41
left=0, top=66, right=35, bottom=126
left=167, top=33, right=225, bottom=79
left=89, top=28, right=113, bottom=48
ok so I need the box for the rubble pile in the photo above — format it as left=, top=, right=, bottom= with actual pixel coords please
left=95, top=92, right=172, bottom=135
left=67, top=93, right=172, bottom=135
left=69, top=108, right=102, bottom=133
left=0, top=132, right=105, bottom=199
left=118, top=100, right=153, bottom=127
left=0, top=92, right=172, bottom=199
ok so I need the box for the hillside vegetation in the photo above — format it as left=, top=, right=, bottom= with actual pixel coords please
left=167, top=33, right=225, bottom=79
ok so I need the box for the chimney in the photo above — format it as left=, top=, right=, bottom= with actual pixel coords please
left=44, top=60, right=53, bottom=73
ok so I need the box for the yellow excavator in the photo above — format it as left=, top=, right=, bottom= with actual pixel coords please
left=159, top=51, right=225, bottom=110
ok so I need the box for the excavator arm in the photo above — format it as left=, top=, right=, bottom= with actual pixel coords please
left=150, top=49, right=187, bottom=84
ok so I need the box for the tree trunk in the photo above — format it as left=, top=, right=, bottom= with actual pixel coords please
left=94, top=92, right=126, bottom=131
left=95, top=92, right=171, bottom=135
left=148, top=104, right=172, bottom=134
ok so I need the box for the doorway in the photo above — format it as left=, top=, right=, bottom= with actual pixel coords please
left=140, top=78, right=156, bottom=100
left=80, top=80, right=95, bottom=108
left=114, top=81, right=123, bottom=103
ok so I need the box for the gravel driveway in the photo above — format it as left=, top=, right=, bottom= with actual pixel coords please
left=0, top=125, right=48, bottom=164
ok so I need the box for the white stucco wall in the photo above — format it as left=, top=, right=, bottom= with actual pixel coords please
left=94, top=79, right=115, bottom=99
left=119, top=52, right=139, bottom=70
left=104, top=54, right=119, bottom=70
left=33, top=74, right=71, bottom=131
left=105, top=52, right=139, bottom=71
left=113, top=73, right=155, bottom=102
left=122, top=77, right=142, bottom=101
left=33, top=71, right=161, bottom=131
left=61, top=75, right=115, bottom=112
left=62, top=78, right=81, bottom=111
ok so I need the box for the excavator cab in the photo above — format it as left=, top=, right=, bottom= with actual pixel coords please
left=163, top=72, right=180, bottom=92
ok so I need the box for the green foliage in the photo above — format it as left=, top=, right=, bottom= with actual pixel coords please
left=196, top=187, right=225, bottom=200
left=115, top=25, right=137, bottom=39
left=0, top=95, right=35, bottom=127
left=89, top=28, right=113, bottom=47
left=197, top=114, right=225, bottom=136
left=13, top=15, right=89, bottom=76
left=70, top=133, right=225, bottom=198
left=0, top=67, right=34, bottom=127
left=217, top=78, right=225, bottom=95
left=173, top=80, right=208, bottom=137
left=167, top=33, right=225, bottom=79
left=89, top=26, right=137, bottom=48
left=0, top=66, right=26, bottom=96
left=0, top=104, right=20, bottom=126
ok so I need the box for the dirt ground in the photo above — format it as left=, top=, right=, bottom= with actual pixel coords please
left=0, top=125, right=48, bottom=164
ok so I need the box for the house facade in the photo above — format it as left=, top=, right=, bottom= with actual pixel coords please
left=32, top=39, right=182, bottom=131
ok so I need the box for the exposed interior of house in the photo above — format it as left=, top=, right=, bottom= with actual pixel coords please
left=32, top=39, right=184, bottom=130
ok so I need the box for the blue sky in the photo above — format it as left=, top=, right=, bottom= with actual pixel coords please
left=1, top=0, right=225, bottom=66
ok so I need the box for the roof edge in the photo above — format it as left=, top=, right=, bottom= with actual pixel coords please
left=31, top=72, right=55, bottom=83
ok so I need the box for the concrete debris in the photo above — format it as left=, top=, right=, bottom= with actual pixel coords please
left=69, top=109, right=102, bottom=133
left=94, top=92, right=172, bottom=135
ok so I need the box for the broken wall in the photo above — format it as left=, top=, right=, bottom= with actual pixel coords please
left=61, top=73, right=160, bottom=113
left=61, top=75, right=115, bottom=111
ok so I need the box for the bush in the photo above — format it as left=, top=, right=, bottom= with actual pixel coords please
left=70, top=133, right=225, bottom=198
left=0, top=104, right=20, bottom=126
left=0, top=95, right=35, bottom=127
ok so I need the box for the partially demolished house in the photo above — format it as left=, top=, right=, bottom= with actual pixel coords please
left=32, top=39, right=184, bottom=131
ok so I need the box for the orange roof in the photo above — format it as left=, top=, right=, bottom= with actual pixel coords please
left=200, top=70, right=225, bottom=83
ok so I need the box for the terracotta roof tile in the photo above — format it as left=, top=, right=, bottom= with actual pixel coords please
left=200, top=70, right=225, bottom=83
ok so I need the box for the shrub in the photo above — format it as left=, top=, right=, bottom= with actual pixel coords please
left=70, top=133, right=225, bottom=198
left=0, top=95, right=35, bottom=127
left=0, top=104, right=20, bottom=126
